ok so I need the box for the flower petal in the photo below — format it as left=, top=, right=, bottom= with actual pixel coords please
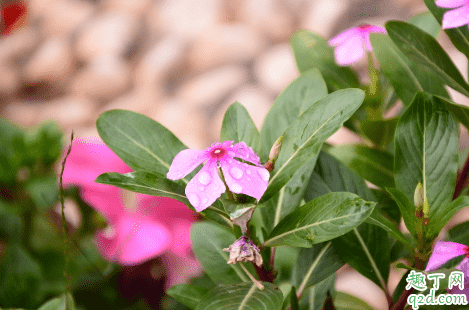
left=328, top=27, right=361, bottom=46
left=82, top=187, right=124, bottom=223
left=221, top=159, right=269, bottom=200
left=167, top=149, right=209, bottom=180
left=333, top=35, right=365, bottom=66
left=441, top=5, right=469, bottom=29
left=185, top=160, right=226, bottom=212
left=362, top=26, right=386, bottom=50
left=230, top=141, right=262, bottom=166
left=426, top=241, right=469, bottom=271
left=436, top=0, right=469, bottom=8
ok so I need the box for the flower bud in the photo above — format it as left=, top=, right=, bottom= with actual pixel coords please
left=414, top=182, right=424, bottom=209
left=265, top=136, right=283, bottom=172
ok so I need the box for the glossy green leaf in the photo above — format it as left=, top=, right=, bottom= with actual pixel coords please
left=294, top=241, right=343, bottom=296
left=386, top=21, right=469, bottom=97
left=328, top=145, right=394, bottom=189
left=387, top=188, right=417, bottom=238
left=37, top=293, right=76, bottom=310
left=195, top=282, right=283, bottom=310
left=191, top=222, right=255, bottom=284
left=361, top=118, right=398, bottom=148
left=408, top=11, right=441, bottom=39
left=290, top=30, right=360, bottom=91
left=447, top=221, right=469, bottom=246
left=298, top=275, right=335, bottom=310
left=334, top=292, right=374, bottom=310
left=166, top=284, right=210, bottom=309
left=423, top=0, right=469, bottom=59
left=394, top=92, right=458, bottom=225
left=264, top=192, right=375, bottom=247
left=428, top=196, right=469, bottom=238
left=96, top=110, right=189, bottom=182
left=261, top=89, right=365, bottom=202
left=260, top=69, right=327, bottom=160
left=438, top=95, right=469, bottom=132
left=220, top=102, right=261, bottom=155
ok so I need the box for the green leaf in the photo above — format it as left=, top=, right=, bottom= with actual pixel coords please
left=423, top=0, right=469, bottom=59
left=220, top=102, right=261, bottom=156
left=328, top=145, right=394, bottom=189
left=408, top=11, right=441, bottom=39
left=438, top=96, right=469, bottom=132
left=264, top=192, right=375, bottom=247
left=387, top=188, right=417, bottom=238
left=37, top=293, right=76, bottom=310
left=96, top=110, right=189, bottom=182
left=290, top=30, right=360, bottom=91
left=334, top=292, right=374, bottom=310
left=195, top=282, right=283, bottom=310
left=294, top=242, right=343, bottom=296
left=24, top=121, right=63, bottom=167
left=394, top=92, right=458, bottom=225
left=447, top=221, right=469, bottom=246
left=24, top=174, right=58, bottom=211
left=261, top=89, right=365, bottom=202
left=360, top=118, right=398, bottom=148
left=428, top=196, right=469, bottom=238
left=166, top=284, right=210, bottom=309
left=386, top=21, right=469, bottom=97
left=260, top=69, right=328, bottom=160
left=289, top=287, right=300, bottom=310
left=191, top=222, right=255, bottom=284
left=0, top=117, right=26, bottom=184
left=299, top=275, right=335, bottom=310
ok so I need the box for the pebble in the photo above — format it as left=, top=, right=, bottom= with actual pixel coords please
left=326, top=127, right=363, bottom=145
left=103, top=0, right=152, bottom=16
left=301, top=0, right=348, bottom=38
left=39, top=96, right=96, bottom=128
left=102, top=88, right=162, bottom=115
left=3, top=102, right=44, bottom=127
left=0, top=28, right=37, bottom=62
left=0, top=63, right=19, bottom=95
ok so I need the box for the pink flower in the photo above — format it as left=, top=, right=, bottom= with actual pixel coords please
left=328, top=24, right=386, bottom=66
left=62, top=137, right=197, bottom=266
left=167, top=141, right=270, bottom=212
left=425, top=241, right=469, bottom=296
left=436, top=0, right=469, bottom=29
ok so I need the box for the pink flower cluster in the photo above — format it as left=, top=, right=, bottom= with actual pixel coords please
left=62, top=137, right=199, bottom=285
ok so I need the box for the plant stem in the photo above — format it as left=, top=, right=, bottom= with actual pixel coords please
left=453, top=152, right=469, bottom=200
left=239, top=263, right=264, bottom=290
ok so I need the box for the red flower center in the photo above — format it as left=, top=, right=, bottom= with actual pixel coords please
left=210, top=147, right=226, bottom=159
left=357, top=23, right=372, bottom=31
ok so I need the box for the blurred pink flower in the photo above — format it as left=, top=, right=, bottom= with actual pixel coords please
left=62, top=137, right=198, bottom=269
left=328, top=24, right=386, bottom=66
left=167, top=141, right=269, bottom=212
left=425, top=240, right=469, bottom=296
left=436, top=0, right=469, bottom=29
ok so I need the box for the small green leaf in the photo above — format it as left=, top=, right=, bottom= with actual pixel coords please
left=334, top=292, right=374, bottom=310
left=24, top=174, right=58, bottom=211
left=264, top=192, right=375, bottom=247
left=447, top=221, right=469, bottom=246
left=166, top=284, right=210, bottom=309
left=387, top=188, right=417, bottom=238
left=438, top=95, right=469, bottom=131
left=428, top=196, right=469, bottom=238
left=360, top=118, right=398, bottom=148
left=220, top=102, right=261, bottom=155
left=195, top=282, right=283, bottom=310
left=37, top=293, right=76, bottom=310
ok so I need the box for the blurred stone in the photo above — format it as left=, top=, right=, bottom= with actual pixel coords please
left=41, top=0, right=95, bottom=36
left=155, top=0, right=221, bottom=38
left=104, top=0, right=152, bottom=16
left=102, top=88, right=161, bottom=115
left=189, top=25, right=266, bottom=71
left=24, top=37, right=75, bottom=83
left=0, top=63, right=19, bottom=95
left=255, top=44, right=298, bottom=94
left=75, top=12, right=138, bottom=60
left=70, top=54, right=131, bottom=102
left=149, top=99, right=206, bottom=150
left=213, top=86, right=272, bottom=141
left=301, top=0, right=348, bottom=38
left=326, top=127, right=363, bottom=145
left=39, top=96, right=95, bottom=128
left=3, top=101, right=43, bottom=127
left=0, top=28, right=37, bottom=62
left=134, top=37, right=186, bottom=89
left=177, top=65, right=248, bottom=108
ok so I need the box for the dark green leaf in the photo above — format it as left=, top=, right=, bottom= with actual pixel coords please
left=334, top=292, right=374, bottom=310
left=408, top=11, right=441, bottom=39
left=290, top=30, right=360, bottom=91
left=386, top=21, right=469, bottom=97
left=261, top=89, right=365, bottom=202
left=328, top=145, right=394, bottom=189
left=438, top=96, right=469, bottom=131
left=220, top=102, right=261, bottom=156
left=428, top=196, right=469, bottom=238
left=37, top=293, right=76, bottom=310
left=167, top=284, right=210, bottom=309
left=24, top=174, right=58, bottom=211
left=387, top=188, right=417, bottom=238
left=299, top=275, right=335, bottom=310
left=290, top=287, right=300, bottom=310
left=447, top=221, right=469, bottom=246
left=394, top=92, right=458, bottom=228
left=264, top=192, right=375, bottom=247
left=360, top=118, right=398, bottom=148
left=24, top=121, right=63, bottom=167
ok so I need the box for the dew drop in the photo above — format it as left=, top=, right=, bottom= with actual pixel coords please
left=231, top=183, right=242, bottom=193
left=203, top=198, right=208, bottom=204
left=229, top=167, right=243, bottom=179
left=228, top=159, right=233, bottom=163
left=198, top=171, right=212, bottom=185
left=200, top=186, right=205, bottom=191
left=188, top=194, right=200, bottom=208
left=257, top=169, right=270, bottom=182
left=246, top=169, right=251, bottom=175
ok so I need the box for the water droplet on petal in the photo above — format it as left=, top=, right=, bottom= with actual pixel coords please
left=247, top=177, right=251, bottom=181
left=198, top=171, right=212, bottom=185
left=246, top=169, right=251, bottom=175
left=203, top=198, right=208, bottom=204
left=257, top=169, right=270, bottom=182
left=228, top=151, right=235, bottom=157
left=200, top=186, right=205, bottom=191
left=229, top=167, right=243, bottom=179
left=188, top=194, right=200, bottom=208
left=231, top=183, right=242, bottom=193
left=228, top=159, right=233, bottom=163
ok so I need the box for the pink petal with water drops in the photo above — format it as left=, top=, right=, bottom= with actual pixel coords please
left=436, top=0, right=469, bottom=8
left=333, top=35, right=365, bottom=66
left=328, top=27, right=361, bottom=46
left=425, top=241, right=469, bottom=271
left=230, top=141, right=262, bottom=166
left=167, top=149, right=209, bottom=180
left=220, top=158, right=269, bottom=200
left=441, top=4, right=469, bottom=28
left=185, top=160, right=226, bottom=212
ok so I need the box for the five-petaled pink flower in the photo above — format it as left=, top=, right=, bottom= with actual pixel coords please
left=436, top=0, right=469, bottom=29
left=167, top=141, right=270, bottom=212
left=328, top=24, right=386, bottom=66
left=426, top=240, right=469, bottom=296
